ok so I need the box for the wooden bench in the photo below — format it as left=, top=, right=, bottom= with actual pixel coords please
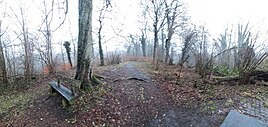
left=48, top=74, right=81, bottom=106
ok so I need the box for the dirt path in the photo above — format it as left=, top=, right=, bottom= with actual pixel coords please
left=88, top=62, right=216, bottom=126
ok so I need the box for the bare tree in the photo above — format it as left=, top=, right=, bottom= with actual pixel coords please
left=39, top=1, right=55, bottom=74
left=234, top=23, right=265, bottom=84
left=140, top=30, right=147, bottom=57
left=236, top=22, right=250, bottom=69
left=63, top=41, right=72, bottom=67
left=188, top=25, right=211, bottom=77
left=213, top=23, right=268, bottom=85
left=0, top=20, right=8, bottom=85
left=0, top=1, right=8, bottom=85
left=60, top=42, right=66, bottom=71
left=179, top=31, right=196, bottom=65
left=213, top=26, right=235, bottom=69
left=96, top=1, right=112, bottom=66
left=147, top=0, right=166, bottom=63
left=132, top=34, right=141, bottom=56
left=164, top=0, right=187, bottom=63
left=159, top=28, right=165, bottom=61
left=217, top=28, right=229, bottom=67
left=75, top=0, right=94, bottom=89
left=37, top=0, right=68, bottom=74
left=11, top=5, right=35, bottom=83
left=2, top=39, right=17, bottom=78
left=139, top=0, right=148, bottom=57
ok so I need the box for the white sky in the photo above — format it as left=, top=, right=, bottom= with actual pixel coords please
left=186, top=0, right=268, bottom=37
left=2, top=0, right=268, bottom=52
left=100, top=0, right=268, bottom=49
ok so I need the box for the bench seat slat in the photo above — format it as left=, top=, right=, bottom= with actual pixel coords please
left=49, top=80, right=77, bottom=101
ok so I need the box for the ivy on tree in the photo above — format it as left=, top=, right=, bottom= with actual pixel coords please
left=63, top=41, right=73, bottom=67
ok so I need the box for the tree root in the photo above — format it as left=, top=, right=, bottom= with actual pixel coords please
left=91, top=74, right=104, bottom=85
left=94, top=74, right=112, bottom=80
left=113, top=77, right=148, bottom=82
left=206, top=70, right=268, bottom=86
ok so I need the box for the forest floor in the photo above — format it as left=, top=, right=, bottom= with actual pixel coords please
left=1, top=61, right=268, bottom=127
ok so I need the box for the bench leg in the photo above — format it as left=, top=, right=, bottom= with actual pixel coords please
left=50, top=87, right=58, bottom=96
left=71, top=87, right=78, bottom=96
left=61, top=98, right=70, bottom=107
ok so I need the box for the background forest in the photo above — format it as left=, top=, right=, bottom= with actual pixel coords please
left=0, top=0, right=268, bottom=126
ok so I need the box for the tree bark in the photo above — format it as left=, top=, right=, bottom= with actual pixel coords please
left=140, top=34, right=146, bottom=57
left=16, top=7, right=32, bottom=83
left=0, top=21, right=8, bottom=85
left=169, top=47, right=174, bottom=65
left=153, top=24, right=158, bottom=63
left=150, top=0, right=166, bottom=63
left=165, top=39, right=170, bottom=63
left=159, top=28, right=165, bottom=62
left=98, top=29, right=104, bottom=66
left=38, top=0, right=55, bottom=75
left=63, top=41, right=73, bottom=67
left=75, top=0, right=93, bottom=90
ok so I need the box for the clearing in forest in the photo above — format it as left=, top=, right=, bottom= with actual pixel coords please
left=1, top=61, right=268, bottom=127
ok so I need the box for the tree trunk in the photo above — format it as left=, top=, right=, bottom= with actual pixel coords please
left=140, top=36, right=146, bottom=57
left=63, top=41, right=73, bottom=67
left=72, top=41, right=76, bottom=66
left=169, top=47, right=174, bottom=65
left=67, top=51, right=73, bottom=67
left=75, top=0, right=93, bottom=90
left=22, top=26, right=30, bottom=84
left=97, top=15, right=104, bottom=66
left=42, top=1, right=55, bottom=75
left=153, top=24, right=158, bottom=63
left=61, top=43, right=66, bottom=71
left=19, top=7, right=31, bottom=84
left=165, top=39, right=170, bottom=63
left=0, top=21, right=8, bottom=85
left=159, top=29, right=165, bottom=62
left=98, top=33, right=104, bottom=66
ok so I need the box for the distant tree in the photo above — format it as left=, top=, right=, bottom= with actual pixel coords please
left=96, top=1, right=112, bottom=66
left=236, top=22, right=251, bottom=69
left=63, top=41, right=72, bottom=67
left=215, top=23, right=268, bottom=85
left=235, top=23, right=260, bottom=84
left=217, top=28, right=229, bottom=67
left=174, top=28, right=196, bottom=78
left=129, top=34, right=141, bottom=56
left=164, top=0, right=188, bottom=63
left=140, top=30, right=147, bottom=57
left=60, top=41, right=66, bottom=71
left=147, top=0, right=166, bottom=63
left=169, top=46, right=174, bottom=64
left=179, top=31, right=196, bottom=66
left=11, top=6, right=34, bottom=83
left=158, top=28, right=165, bottom=62
left=139, top=0, right=148, bottom=57
left=37, top=0, right=68, bottom=74
left=188, top=25, right=211, bottom=77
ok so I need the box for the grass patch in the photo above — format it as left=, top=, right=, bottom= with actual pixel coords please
left=201, top=100, right=217, bottom=113
left=0, top=93, right=32, bottom=117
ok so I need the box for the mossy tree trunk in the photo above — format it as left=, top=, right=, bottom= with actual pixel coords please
left=75, top=0, right=94, bottom=90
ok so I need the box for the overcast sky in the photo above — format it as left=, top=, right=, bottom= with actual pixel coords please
left=101, top=0, right=268, bottom=45
left=186, top=0, right=268, bottom=36
left=2, top=0, right=268, bottom=52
